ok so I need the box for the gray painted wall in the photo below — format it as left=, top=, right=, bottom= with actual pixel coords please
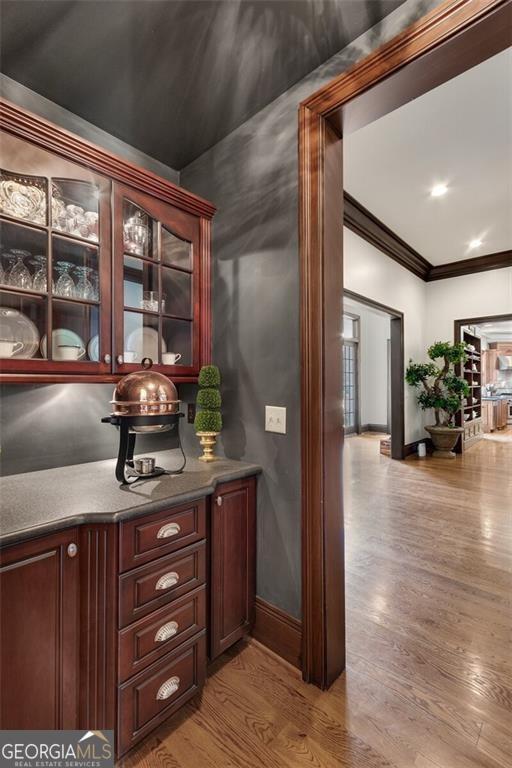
left=1, top=75, right=180, bottom=185
left=181, top=0, right=441, bottom=619
left=0, top=382, right=198, bottom=476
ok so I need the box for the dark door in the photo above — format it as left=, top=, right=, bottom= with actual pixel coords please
left=210, top=477, right=256, bottom=660
left=0, top=529, right=80, bottom=729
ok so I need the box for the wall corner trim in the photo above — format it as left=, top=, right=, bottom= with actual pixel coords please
left=252, top=597, right=302, bottom=670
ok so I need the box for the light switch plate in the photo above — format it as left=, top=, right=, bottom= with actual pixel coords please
left=265, top=405, right=286, bottom=434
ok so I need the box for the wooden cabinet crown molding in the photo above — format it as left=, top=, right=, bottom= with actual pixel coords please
left=0, top=99, right=216, bottom=220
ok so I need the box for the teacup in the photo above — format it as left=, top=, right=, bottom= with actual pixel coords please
left=124, top=350, right=137, bottom=363
left=0, top=339, right=23, bottom=358
left=162, top=352, right=182, bottom=365
left=57, top=344, right=85, bottom=361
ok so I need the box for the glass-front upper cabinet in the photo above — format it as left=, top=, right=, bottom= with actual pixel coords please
left=0, top=131, right=111, bottom=376
left=113, top=183, right=200, bottom=376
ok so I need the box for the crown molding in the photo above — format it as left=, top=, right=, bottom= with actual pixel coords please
left=0, top=99, right=216, bottom=220
left=427, top=250, right=512, bottom=280
left=343, top=192, right=512, bottom=282
left=343, top=192, right=431, bottom=279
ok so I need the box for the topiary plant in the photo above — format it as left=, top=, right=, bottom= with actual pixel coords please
left=194, top=364, right=222, bottom=434
left=406, top=341, right=470, bottom=427
left=198, top=365, right=221, bottom=389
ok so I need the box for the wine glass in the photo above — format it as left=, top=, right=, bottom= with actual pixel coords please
left=74, top=265, right=94, bottom=300
left=8, top=249, right=32, bottom=290
left=55, top=261, right=76, bottom=297
left=30, top=255, right=48, bottom=292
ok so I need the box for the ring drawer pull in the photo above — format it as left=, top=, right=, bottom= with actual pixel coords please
left=155, top=572, right=179, bottom=591
left=154, top=621, right=179, bottom=643
left=157, top=522, right=181, bottom=539
left=156, top=676, right=180, bottom=700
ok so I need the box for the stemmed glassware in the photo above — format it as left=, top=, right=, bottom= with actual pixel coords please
left=74, top=265, right=95, bottom=300
left=30, top=255, right=48, bottom=292
left=7, top=249, right=32, bottom=289
left=54, top=261, right=76, bottom=297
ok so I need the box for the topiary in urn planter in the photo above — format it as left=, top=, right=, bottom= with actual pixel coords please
left=406, top=341, right=469, bottom=459
left=194, top=365, right=222, bottom=461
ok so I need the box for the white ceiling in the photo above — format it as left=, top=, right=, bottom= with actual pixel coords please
left=344, top=47, right=512, bottom=265
left=475, top=321, right=512, bottom=342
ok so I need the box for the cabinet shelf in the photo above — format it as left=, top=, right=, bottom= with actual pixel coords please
left=52, top=230, right=99, bottom=249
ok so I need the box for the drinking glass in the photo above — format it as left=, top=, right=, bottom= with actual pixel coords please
left=8, top=249, right=32, bottom=290
left=30, top=255, right=48, bottom=292
left=2, top=252, right=16, bottom=285
left=74, top=265, right=94, bottom=300
left=55, top=261, right=76, bottom=298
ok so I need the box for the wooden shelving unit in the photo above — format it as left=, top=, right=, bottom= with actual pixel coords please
left=456, top=327, right=483, bottom=450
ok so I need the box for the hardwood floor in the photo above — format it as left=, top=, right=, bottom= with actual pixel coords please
left=120, top=435, right=512, bottom=767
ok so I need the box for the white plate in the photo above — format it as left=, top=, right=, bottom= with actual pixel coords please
left=0, top=178, right=46, bottom=225
left=87, top=334, right=99, bottom=362
left=0, top=307, right=40, bottom=358
left=41, top=328, right=86, bottom=360
left=125, top=326, right=166, bottom=364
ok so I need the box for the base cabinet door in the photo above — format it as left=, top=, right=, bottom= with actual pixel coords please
left=0, top=529, right=80, bottom=729
left=210, top=476, right=256, bottom=660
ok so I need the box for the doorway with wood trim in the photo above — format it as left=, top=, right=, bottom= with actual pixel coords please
left=299, top=0, right=511, bottom=689
left=343, top=290, right=404, bottom=460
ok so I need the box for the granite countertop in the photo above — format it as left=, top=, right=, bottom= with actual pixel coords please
left=0, top=453, right=261, bottom=547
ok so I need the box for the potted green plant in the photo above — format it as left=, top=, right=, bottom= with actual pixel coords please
left=194, top=364, right=222, bottom=461
left=406, top=341, right=470, bottom=458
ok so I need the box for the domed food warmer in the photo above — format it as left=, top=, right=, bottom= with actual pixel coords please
left=102, top=358, right=186, bottom=484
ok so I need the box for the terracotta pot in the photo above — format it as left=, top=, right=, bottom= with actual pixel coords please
left=425, top=425, right=464, bottom=459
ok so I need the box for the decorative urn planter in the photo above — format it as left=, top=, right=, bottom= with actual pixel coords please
left=425, top=425, right=464, bottom=459
left=196, top=431, right=220, bottom=462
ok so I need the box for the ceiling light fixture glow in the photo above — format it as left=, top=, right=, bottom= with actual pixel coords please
left=430, top=183, right=448, bottom=197
left=469, top=238, right=483, bottom=249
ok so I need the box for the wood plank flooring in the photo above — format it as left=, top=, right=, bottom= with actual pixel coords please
left=120, top=434, right=512, bottom=767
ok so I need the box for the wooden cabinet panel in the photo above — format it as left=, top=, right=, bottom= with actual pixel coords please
left=0, top=529, right=79, bottom=729
left=119, top=498, right=206, bottom=572
left=118, top=585, right=206, bottom=683
left=210, top=476, right=256, bottom=660
left=117, top=632, right=206, bottom=757
left=119, top=541, right=206, bottom=627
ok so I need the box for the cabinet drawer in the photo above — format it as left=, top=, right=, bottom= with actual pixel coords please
left=117, top=631, right=206, bottom=757
left=119, top=499, right=206, bottom=572
left=118, top=586, right=206, bottom=683
left=119, top=541, right=206, bottom=628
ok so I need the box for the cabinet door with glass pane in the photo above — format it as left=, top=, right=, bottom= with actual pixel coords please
left=0, top=131, right=112, bottom=376
left=113, top=184, right=202, bottom=377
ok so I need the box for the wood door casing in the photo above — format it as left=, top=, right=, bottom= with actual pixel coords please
left=0, top=528, right=80, bottom=729
left=299, top=0, right=510, bottom=689
left=210, top=477, right=256, bottom=660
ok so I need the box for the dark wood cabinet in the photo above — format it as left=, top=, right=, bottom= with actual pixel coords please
left=0, top=528, right=80, bottom=729
left=0, top=475, right=257, bottom=756
left=210, top=476, right=256, bottom=660
left=0, top=100, right=214, bottom=383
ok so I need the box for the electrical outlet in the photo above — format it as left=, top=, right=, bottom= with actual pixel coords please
left=187, top=403, right=196, bottom=423
left=265, top=405, right=286, bottom=434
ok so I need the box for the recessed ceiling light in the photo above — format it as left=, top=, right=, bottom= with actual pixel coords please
left=431, top=183, right=448, bottom=197
left=469, top=238, right=483, bottom=249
